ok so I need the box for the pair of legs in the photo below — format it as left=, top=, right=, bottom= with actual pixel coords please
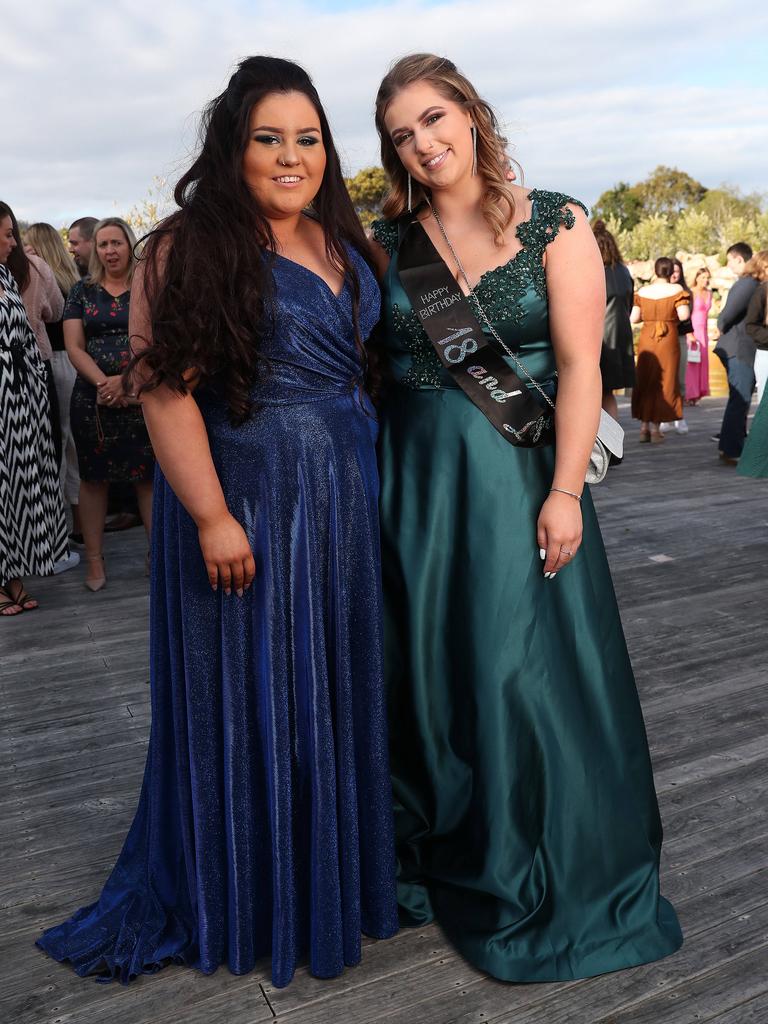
left=79, top=479, right=153, bottom=586
left=718, top=355, right=754, bottom=460
left=601, top=390, right=619, bottom=420
left=639, top=421, right=665, bottom=442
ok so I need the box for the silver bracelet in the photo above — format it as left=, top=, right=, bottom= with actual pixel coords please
left=550, top=487, right=582, bottom=503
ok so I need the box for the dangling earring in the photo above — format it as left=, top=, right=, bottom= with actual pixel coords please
left=471, top=125, right=478, bottom=176
left=407, top=172, right=413, bottom=212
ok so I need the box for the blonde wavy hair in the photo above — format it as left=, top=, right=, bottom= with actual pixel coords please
left=744, top=250, right=768, bottom=282
left=374, top=53, right=519, bottom=245
left=87, top=217, right=138, bottom=286
left=692, top=266, right=711, bottom=289
left=24, top=222, right=79, bottom=295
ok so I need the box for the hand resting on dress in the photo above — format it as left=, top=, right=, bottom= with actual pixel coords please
left=197, top=512, right=256, bottom=596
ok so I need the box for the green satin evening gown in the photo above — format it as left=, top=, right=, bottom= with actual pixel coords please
left=371, top=189, right=683, bottom=982
left=737, top=390, right=768, bottom=477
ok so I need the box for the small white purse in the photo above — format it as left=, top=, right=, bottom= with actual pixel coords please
left=586, top=409, right=625, bottom=484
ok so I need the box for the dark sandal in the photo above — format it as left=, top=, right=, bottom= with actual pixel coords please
left=0, top=586, right=24, bottom=616
left=6, top=580, right=38, bottom=611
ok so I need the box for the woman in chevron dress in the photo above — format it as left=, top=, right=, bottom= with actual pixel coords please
left=0, top=203, right=68, bottom=616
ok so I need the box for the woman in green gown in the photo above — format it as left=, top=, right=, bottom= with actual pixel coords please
left=738, top=271, right=768, bottom=478
left=369, top=53, right=683, bottom=982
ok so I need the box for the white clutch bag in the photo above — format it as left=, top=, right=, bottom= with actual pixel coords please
left=586, top=409, right=625, bottom=484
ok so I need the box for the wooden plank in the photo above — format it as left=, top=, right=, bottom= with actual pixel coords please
left=324, top=877, right=768, bottom=1024
left=660, top=764, right=768, bottom=841
left=2, top=396, right=766, bottom=1024
left=706, top=994, right=768, bottom=1023
left=664, top=835, right=767, bottom=904
left=592, top=944, right=768, bottom=1024
left=654, top=735, right=768, bottom=794
left=663, top=810, right=768, bottom=873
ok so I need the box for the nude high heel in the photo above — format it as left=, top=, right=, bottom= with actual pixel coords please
left=84, top=555, right=106, bottom=592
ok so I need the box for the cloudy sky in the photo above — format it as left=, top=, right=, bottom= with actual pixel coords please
left=6, top=0, right=768, bottom=225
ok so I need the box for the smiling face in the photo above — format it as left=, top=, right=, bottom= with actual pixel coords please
left=695, top=268, right=711, bottom=288
left=241, top=90, right=326, bottom=220
left=670, top=263, right=682, bottom=284
left=95, top=225, right=130, bottom=277
left=0, top=216, right=17, bottom=264
left=384, top=81, right=474, bottom=195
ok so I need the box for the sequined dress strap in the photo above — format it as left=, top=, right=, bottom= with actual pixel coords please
left=371, top=219, right=399, bottom=258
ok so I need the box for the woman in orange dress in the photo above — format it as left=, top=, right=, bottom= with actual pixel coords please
left=630, top=256, right=691, bottom=442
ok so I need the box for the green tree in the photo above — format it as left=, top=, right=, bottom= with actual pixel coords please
left=592, top=182, right=643, bottom=231
left=672, top=208, right=717, bottom=253
left=624, top=213, right=674, bottom=261
left=693, top=188, right=767, bottom=255
left=120, top=177, right=172, bottom=237
left=697, top=187, right=762, bottom=222
left=345, top=166, right=388, bottom=228
left=715, top=214, right=763, bottom=256
left=603, top=215, right=632, bottom=259
left=634, top=165, right=707, bottom=217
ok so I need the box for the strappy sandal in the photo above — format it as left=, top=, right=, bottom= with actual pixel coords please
left=4, top=580, right=38, bottom=612
left=0, top=585, right=24, bottom=617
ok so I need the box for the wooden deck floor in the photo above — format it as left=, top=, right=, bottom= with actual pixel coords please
left=2, top=397, right=767, bottom=1024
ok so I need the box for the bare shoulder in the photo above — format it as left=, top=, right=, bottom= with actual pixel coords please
left=508, top=184, right=534, bottom=225
left=546, top=203, right=597, bottom=260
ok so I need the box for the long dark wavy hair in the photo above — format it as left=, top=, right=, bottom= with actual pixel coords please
left=671, top=257, right=690, bottom=294
left=131, top=56, right=372, bottom=424
left=0, top=201, right=32, bottom=291
left=592, top=219, right=624, bottom=268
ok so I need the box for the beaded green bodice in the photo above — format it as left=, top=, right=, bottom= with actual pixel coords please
left=372, top=188, right=587, bottom=390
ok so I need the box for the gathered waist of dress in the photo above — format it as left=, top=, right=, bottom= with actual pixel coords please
left=197, top=377, right=368, bottom=416
left=249, top=375, right=365, bottom=406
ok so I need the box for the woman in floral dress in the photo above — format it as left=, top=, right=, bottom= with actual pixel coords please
left=64, top=217, right=154, bottom=590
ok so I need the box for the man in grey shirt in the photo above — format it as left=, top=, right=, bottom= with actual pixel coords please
left=714, top=242, right=758, bottom=462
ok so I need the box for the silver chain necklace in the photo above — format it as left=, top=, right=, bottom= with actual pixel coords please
left=429, top=205, right=556, bottom=411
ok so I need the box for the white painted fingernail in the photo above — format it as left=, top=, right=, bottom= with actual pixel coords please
left=539, top=548, right=546, bottom=560
left=549, top=572, right=557, bottom=579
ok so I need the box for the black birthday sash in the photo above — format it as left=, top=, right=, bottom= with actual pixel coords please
left=397, top=216, right=553, bottom=448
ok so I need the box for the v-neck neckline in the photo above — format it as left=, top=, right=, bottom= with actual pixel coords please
left=97, top=283, right=130, bottom=300
left=272, top=252, right=347, bottom=301
left=417, top=189, right=544, bottom=296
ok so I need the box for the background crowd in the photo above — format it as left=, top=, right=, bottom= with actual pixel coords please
left=591, top=220, right=768, bottom=466
left=1, top=199, right=767, bottom=616
left=0, top=208, right=153, bottom=614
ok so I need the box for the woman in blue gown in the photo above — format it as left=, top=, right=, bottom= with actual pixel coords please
left=36, top=57, right=398, bottom=988
left=369, top=54, right=682, bottom=982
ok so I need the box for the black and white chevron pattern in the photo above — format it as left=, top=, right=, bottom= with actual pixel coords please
left=0, top=264, right=68, bottom=585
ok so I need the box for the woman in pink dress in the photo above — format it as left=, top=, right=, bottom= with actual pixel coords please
left=685, top=267, right=712, bottom=402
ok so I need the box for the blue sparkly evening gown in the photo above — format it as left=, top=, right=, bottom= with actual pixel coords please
left=36, top=248, right=399, bottom=988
